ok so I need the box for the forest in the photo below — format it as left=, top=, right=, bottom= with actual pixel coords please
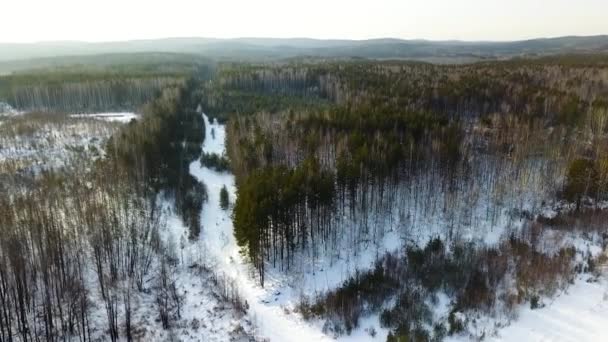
left=0, top=55, right=212, bottom=113
left=0, top=66, right=245, bottom=341
left=1, top=53, right=608, bottom=341
left=201, top=57, right=608, bottom=339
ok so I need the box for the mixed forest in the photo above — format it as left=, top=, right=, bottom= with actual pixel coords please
left=1, top=52, right=608, bottom=341
left=202, top=56, right=608, bottom=339
left=0, top=55, right=211, bottom=113
left=0, top=62, right=232, bottom=341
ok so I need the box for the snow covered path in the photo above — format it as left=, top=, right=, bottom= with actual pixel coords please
left=189, top=114, right=331, bottom=342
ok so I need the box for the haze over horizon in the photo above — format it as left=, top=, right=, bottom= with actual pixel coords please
left=2, top=0, right=607, bottom=44
left=4, top=34, right=608, bottom=45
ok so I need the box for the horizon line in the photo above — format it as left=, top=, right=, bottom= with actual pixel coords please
left=1, top=34, right=607, bottom=45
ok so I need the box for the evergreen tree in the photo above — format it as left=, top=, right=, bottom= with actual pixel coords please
left=220, top=185, right=230, bottom=210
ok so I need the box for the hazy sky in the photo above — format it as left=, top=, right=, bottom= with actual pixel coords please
left=2, top=0, right=607, bottom=43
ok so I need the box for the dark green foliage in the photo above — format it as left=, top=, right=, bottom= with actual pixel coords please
left=220, top=185, right=230, bottom=210
left=183, top=181, right=208, bottom=239
left=386, top=327, right=430, bottom=342
left=380, top=287, right=433, bottom=338
left=228, top=103, right=463, bottom=287
left=201, top=90, right=330, bottom=122
left=530, top=295, right=541, bottom=309
left=201, top=152, right=231, bottom=172
left=564, top=158, right=601, bottom=208
left=200, top=64, right=331, bottom=121
left=557, top=96, right=583, bottom=126
left=233, top=158, right=335, bottom=285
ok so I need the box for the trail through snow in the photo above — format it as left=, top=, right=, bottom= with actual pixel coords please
left=190, top=114, right=331, bottom=341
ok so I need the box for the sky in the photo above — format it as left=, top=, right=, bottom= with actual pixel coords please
left=2, top=0, right=607, bottom=43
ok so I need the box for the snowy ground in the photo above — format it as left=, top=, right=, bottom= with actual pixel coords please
left=81, top=205, right=253, bottom=342
left=0, top=113, right=121, bottom=174
left=447, top=274, right=608, bottom=342
left=0, top=112, right=137, bottom=171
left=0, top=101, right=20, bottom=116
left=491, top=277, right=608, bottom=342
left=70, top=112, right=139, bottom=123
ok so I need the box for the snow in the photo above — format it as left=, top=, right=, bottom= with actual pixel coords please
left=0, top=102, right=20, bottom=116
left=0, top=112, right=140, bottom=175
left=491, top=276, right=608, bottom=342
left=160, top=210, right=252, bottom=341
left=447, top=274, right=608, bottom=342
left=70, top=112, right=139, bottom=123
left=0, top=113, right=120, bottom=174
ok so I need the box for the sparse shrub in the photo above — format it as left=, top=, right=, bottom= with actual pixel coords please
left=190, top=318, right=200, bottom=331
left=530, top=295, right=541, bottom=309
left=564, top=158, right=600, bottom=209
left=448, top=310, right=465, bottom=335
left=201, top=152, right=230, bottom=172
left=367, top=326, right=377, bottom=337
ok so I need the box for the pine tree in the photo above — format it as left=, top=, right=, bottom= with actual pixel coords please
left=220, top=185, right=230, bottom=210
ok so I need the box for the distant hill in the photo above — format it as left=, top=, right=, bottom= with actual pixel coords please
left=1, top=36, right=607, bottom=68
left=0, top=52, right=213, bottom=75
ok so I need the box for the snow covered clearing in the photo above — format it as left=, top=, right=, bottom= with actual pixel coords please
left=0, top=113, right=121, bottom=174
left=447, top=274, right=608, bottom=342
left=0, top=112, right=139, bottom=174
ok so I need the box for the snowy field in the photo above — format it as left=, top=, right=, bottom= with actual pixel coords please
left=188, top=113, right=608, bottom=342
left=0, top=112, right=138, bottom=172
left=0, top=112, right=122, bottom=174
left=70, top=112, right=139, bottom=123
left=448, top=274, right=608, bottom=342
